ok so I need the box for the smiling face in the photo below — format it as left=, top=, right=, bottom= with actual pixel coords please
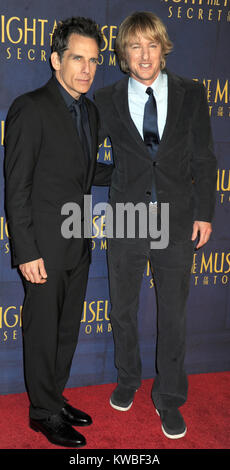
left=124, top=34, right=162, bottom=86
left=51, top=33, right=99, bottom=99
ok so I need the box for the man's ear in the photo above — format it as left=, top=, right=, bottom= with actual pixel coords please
left=50, top=52, right=61, bottom=71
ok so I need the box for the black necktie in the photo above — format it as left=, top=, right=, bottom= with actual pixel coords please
left=70, top=99, right=90, bottom=167
left=143, top=87, right=159, bottom=202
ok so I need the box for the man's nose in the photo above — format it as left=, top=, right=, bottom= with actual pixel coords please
left=141, top=47, right=150, bottom=61
left=82, top=59, right=90, bottom=73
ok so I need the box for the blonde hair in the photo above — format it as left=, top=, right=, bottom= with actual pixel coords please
left=115, top=11, right=173, bottom=73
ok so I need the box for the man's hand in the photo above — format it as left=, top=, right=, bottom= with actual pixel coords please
left=191, top=221, right=212, bottom=249
left=19, top=258, right=48, bottom=284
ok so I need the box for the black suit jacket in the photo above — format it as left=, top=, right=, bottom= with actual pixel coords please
left=94, top=69, right=217, bottom=242
left=4, top=76, right=112, bottom=268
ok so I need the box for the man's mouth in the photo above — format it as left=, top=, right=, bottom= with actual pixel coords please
left=139, top=63, right=152, bottom=68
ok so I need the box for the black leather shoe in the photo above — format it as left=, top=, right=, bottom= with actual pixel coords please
left=30, top=413, right=86, bottom=447
left=61, top=402, right=92, bottom=427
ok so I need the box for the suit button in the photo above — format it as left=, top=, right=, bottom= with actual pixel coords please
left=146, top=191, right=151, bottom=196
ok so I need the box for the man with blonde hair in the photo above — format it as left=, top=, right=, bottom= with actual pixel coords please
left=95, top=11, right=216, bottom=439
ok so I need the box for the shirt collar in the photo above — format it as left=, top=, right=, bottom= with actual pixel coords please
left=54, top=75, right=83, bottom=108
left=129, top=71, right=164, bottom=98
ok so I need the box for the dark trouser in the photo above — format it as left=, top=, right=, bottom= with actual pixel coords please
left=107, top=237, right=194, bottom=410
left=22, top=250, right=89, bottom=419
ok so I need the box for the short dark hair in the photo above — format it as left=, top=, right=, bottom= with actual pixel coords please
left=51, top=17, right=103, bottom=60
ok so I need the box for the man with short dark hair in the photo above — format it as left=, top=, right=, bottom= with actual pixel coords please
left=4, top=17, right=112, bottom=447
left=95, top=11, right=217, bottom=439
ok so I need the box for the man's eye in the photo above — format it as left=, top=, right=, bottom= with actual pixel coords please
left=90, top=58, right=98, bottom=64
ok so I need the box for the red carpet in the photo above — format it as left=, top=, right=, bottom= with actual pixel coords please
left=0, top=372, right=229, bottom=450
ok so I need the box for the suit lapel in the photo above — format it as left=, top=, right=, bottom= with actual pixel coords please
left=112, top=71, right=185, bottom=162
left=46, top=78, right=95, bottom=188
left=112, top=77, right=149, bottom=160
left=85, top=98, right=98, bottom=190
left=156, top=69, right=185, bottom=159
left=46, top=78, right=83, bottom=148
left=47, top=78, right=90, bottom=158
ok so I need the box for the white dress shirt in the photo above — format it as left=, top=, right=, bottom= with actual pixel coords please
left=128, top=71, right=168, bottom=140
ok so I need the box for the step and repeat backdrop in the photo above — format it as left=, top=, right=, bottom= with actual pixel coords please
left=0, top=0, right=229, bottom=394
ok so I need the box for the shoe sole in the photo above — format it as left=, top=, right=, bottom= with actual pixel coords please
left=109, top=398, right=133, bottom=411
left=155, top=409, right=187, bottom=439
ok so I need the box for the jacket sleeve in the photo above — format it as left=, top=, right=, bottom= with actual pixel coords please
left=93, top=92, right=114, bottom=186
left=4, top=95, right=42, bottom=265
left=191, top=84, right=217, bottom=222
left=94, top=90, right=110, bottom=145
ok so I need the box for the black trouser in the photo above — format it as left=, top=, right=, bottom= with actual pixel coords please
left=107, top=237, right=194, bottom=410
left=22, top=250, right=89, bottom=419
